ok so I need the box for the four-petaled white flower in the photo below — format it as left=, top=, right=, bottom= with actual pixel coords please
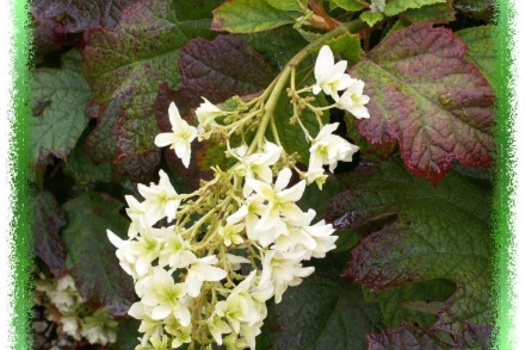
left=138, top=169, right=180, bottom=224
left=312, top=45, right=353, bottom=101
left=185, top=255, right=228, bottom=297
left=308, top=123, right=360, bottom=174
left=337, top=78, right=371, bottom=119
left=155, top=102, right=197, bottom=168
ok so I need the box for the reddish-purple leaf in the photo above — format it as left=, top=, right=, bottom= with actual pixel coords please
left=153, top=35, right=276, bottom=185
left=349, top=23, right=494, bottom=184
left=82, top=0, right=215, bottom=182
left=367, top=323, right=446, bottom=349
left=178, top=35, right=277, bottom=103
left=33, top=190, right=67, bottom=277
left=326, top=158, right=492, bottom=345
left=32, top=0, right=132, bottom=34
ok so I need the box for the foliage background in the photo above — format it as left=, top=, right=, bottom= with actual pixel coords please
left=19, top=0, right=509, bottom=349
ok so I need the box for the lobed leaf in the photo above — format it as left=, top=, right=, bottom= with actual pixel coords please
left=31, top=0, right=132, bottom=34
left=33, top=190, right=67, bottom=277
left=349, top=23, right=494, bottom=183
left=384, top=0, right=447, bottom=17
left=82, top=0, right=216, bottom=181
left=153, top=35, right=277, bottom=184
left=399, top=3, right=456, bottom=23
left=260, top=275, right=384, bottom=349
left=329, top=0, right=366, bottom=11
left=326, top=158, right=493, bottom=345
left=456, top=26, right=497, bottom=89
left=31, top=49, right=91, bottom=167
left=63, top=137, right=112, bottom=185
left=61, top=191, right=136, bottom=316
left=211, top=0, right=296, bottom=33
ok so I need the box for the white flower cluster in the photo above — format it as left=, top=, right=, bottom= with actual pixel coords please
left=34, top=273, right=118, bottom=345
left=108, top=44, right=370, bottom=349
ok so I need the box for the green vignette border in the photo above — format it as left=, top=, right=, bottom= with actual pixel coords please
left=4, top=0, right=517, bottom=349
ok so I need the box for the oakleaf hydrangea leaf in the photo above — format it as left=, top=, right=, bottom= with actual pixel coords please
left=211, top=0, right=296, bottom=33
left=62, top=192, right=136, bottom=316
left=349, top=23, right=494, bottom=183
left=326, top=158, right=493, bottom=346
left=82, top=0, right=215, bottom=181
left=329, top=0, right=366, bottom=11
left=31, top=0, right=132, bottom=34
left=33, top=190, right=67, bottom=277
left=456, top=26, right=497, bottom=89
left=153, top=35, right=276, bottom=181
left=31, top=49, right=91, bottom=167
left=384, top=0, right=446, bottom=16
left=259, top=275, right=384, bottom=349
left=400, top=2, right=456, bottom=23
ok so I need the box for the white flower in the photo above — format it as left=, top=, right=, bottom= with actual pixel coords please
left=218, top=222, right=245, bottom=246
left=185, top=255, right=228, bottom=297
left=246, top=168, right=308, bottom=230
left=308, top=123, right=360, bottom=173
left=124, top=195, right=149, bottom=238
left=301, top=219, right=337, bottom=259
left=337, top=79, right=370, bottom=119
left=139, top=267, right=191, bottom=325
left=107, top=228, right=161, bottom=279
left=260, top=249, right=315, bottom=303
left=137, top=169, right=180, bottom=224
left=304, top=165, right=328, bottom=190
left=154, top=101, right=197, bottom=168
left=128, top=302, right=164, bottom=346
left=196, top=97, right=223, bottom=135
left=207, top=314, right=232, bottom=345
left=312, top=45, right=353, bottom=100
left=370, top=0, right=385, bottom=13
left=158, top=228, right=196, bottom=269
left=61, top=316, right=81, bottom=340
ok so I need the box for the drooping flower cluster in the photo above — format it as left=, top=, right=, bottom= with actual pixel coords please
left=34, top=273, right=118, bottom=345
left=108, top=44, right=369, bottom=349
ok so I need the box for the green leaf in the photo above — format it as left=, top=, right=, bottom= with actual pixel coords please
left=362, top=280, right=456, bottom=328
left=384, top=0, right=446, bottom=16
left=326, top=32, right=362, bottom=66
left=456, top=26, right=497, bottom=89
left=63, top=137, right=112, bottom=185
left=31, top=49, right=91, bottom=166
left=360, top=11, right=385, bottom=27
left=326, top=158, right=493, bottom=345
left=82, top=0, right=216, bottom=181
left=400, top=2, right=456, bottom=23
left=265, top=0, right=307, bottom=12
left=113, top=318, right=141, bottom=350
left=62, top=191, right=136, bottom=316
left=454, top=0, right=493, bottom=21
left=33, top=190, right=67, bottom=276
left=349, top=23, right=494, bottom=183
left=329, top=0, right=366, bottom=11
left=240, top=25, right=308, bottom=69
left=211, top=0, right=296, bottom=33
left=259, top=275, right=384, bottom=349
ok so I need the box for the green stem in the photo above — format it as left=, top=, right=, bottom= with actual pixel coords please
left=246, top=23, right=361, bottom=155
